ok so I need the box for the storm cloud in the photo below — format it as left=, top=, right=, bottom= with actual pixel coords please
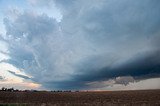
left=1, top=0, right=160, bottom=90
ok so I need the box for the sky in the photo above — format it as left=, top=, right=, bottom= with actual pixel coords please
left=0, top=0, right=160, bottom=90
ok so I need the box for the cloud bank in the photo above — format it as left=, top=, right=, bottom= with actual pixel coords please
left=1, top=0, right=160, bottom=90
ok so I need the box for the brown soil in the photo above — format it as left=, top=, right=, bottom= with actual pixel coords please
left=0, top=89, right=160, bottom=106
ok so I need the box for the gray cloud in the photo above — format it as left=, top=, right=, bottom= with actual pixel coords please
left=8, top=70, right=30, bottom=79
left=2, top=0, right=160, bottom=90
left=0, top=76, right=4, bottom=80
left=115, top=76, right=134, bottom=86
left=0, top=76, right=6, bottom=81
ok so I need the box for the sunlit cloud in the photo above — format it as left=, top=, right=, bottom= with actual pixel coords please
left=0, top=80, right=41, bottom=90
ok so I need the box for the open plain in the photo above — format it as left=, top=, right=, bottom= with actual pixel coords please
left=0, top=89, right=160, bottom=106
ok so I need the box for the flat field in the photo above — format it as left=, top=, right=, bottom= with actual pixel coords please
left=0, top=89, right=160, bottom=106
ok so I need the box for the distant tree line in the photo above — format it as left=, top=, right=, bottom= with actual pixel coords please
left=0, top=87, right=79, bottom=92
left=0, top=87, right=19, bottom=92
left=51, top=90, right=72, bottom=92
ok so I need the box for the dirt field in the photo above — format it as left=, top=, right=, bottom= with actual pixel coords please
left=0, top=89, right=160, bottom=106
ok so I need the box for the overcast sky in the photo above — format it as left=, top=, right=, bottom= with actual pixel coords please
left=0, top=0, right=160, bottom=90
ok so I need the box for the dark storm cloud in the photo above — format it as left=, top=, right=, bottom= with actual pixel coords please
left=75, top=51, right=160, bottom=81
left=45, top=51, right=160, bottom=90
left=2, top=0, right=160, bottom=89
